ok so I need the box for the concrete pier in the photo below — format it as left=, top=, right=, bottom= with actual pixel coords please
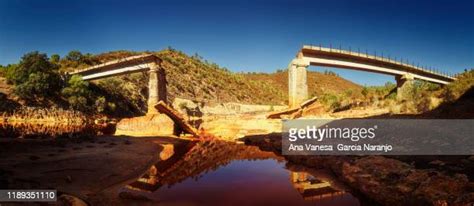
left=147, top=63, right=167, bottom=114
left=288, top=55, right=309, bottom=108
left=395, top=74, right=415, bottom=101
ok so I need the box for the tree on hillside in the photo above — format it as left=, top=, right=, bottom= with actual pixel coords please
left=50, top=54, right=60, bottom=64
left=323, top=70, right=339, bottom=77
left=64, top=50, right=98, bottom=66
left=2, top=64, right=17, bottom=82
left=8, top=52, right=62, bottom=100
left=361, top=86, right=369, bottom=99
left=62, top=75, right=91, bottom=111
left=65, top=50, right=83, bottom=62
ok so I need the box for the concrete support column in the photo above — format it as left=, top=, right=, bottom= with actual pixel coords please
left=147, top=62, right=167, bottom=114
left=288, top=56, right=309, bottom=108
left=395, top=73, right=415, bottom=101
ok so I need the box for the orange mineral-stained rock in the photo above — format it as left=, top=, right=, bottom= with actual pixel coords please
left=159, top=144, right=175, bottom=160
left=115, top=114, right=175, bottom=136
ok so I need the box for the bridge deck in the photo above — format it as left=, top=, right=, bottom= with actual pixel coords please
left=69, top=54, right=160, bottom=80
left=301, top=45, right=456, bottom=84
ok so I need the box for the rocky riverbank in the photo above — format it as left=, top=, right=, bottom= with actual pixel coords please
left=243, top=133, right=474, bottom=206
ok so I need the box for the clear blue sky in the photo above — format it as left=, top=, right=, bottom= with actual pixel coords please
left=0, top=0, right=473, bottom=85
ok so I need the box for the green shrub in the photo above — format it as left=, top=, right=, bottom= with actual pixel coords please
left=386, top=92, right=397, bottom=100
left=107, top=102, right=116, bottom=112
left=343, top=89, right=353, bottom=97
left=95, top=96, right=107, bottom=113
left=442, top=69, right=474, bottom=102
left=65, top=96, right=88, bottom=111
left=50, top=54, right=60, bottom=64
left=65, top=51, right=83, bottom=62
left=361, top=87, right=369, bottom=98
left=8, top=52, right=62, bottom=100
left=62, top=75, right=91, bottom=111
left=320, top=93, right=340, bottom=111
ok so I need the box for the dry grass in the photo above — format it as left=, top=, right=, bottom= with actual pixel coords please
left=2, top=107, right=86, bottom=124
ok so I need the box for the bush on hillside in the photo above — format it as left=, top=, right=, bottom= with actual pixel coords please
left=60, top=50, right=100, bottom=71
left=442, top=69, right=474, bottom=102
left=407, top=81, right=444, bottom=112
left=359, top=82, right=396, bottom=104
left=95, top=96, right=107, bottom=113
left=7, top=52, right=62, bottom=100
left=50, top=54, right=60, bottom=64
left=62, top=75, right=91, bottom=111
left=323, top=70, right=339, bottom=77
left=320, top=93, right=341, bottom=111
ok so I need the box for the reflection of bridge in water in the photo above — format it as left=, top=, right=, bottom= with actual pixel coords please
left=123, top=140, right=284, bottom=192
left=121, top=140, right=353, bottom=204
left=290, top=171, right=346, bottom=201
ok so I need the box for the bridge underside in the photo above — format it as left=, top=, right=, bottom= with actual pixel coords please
left=69, top=54, right=167, bottom=114
left=288, top=45, right=456, bottom=107
left=77, top=63, right=155, bottom=80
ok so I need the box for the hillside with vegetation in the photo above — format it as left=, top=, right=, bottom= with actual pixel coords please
left=1, top=48, right=472, bottom=119
left=421, top=69, right=474, bottom=118
left=244, top=70, right=362, bottom=98
left=4, top=47, right=471, bottom=119
left=0, top=48, right=364, bottom=118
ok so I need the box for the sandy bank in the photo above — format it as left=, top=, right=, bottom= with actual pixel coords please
left=0, top=136, right=190, bottom=204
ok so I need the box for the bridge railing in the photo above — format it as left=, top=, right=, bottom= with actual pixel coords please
left=69, top=54, right=157, bottom=75
left=304, top=44, right=456, bottom=80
